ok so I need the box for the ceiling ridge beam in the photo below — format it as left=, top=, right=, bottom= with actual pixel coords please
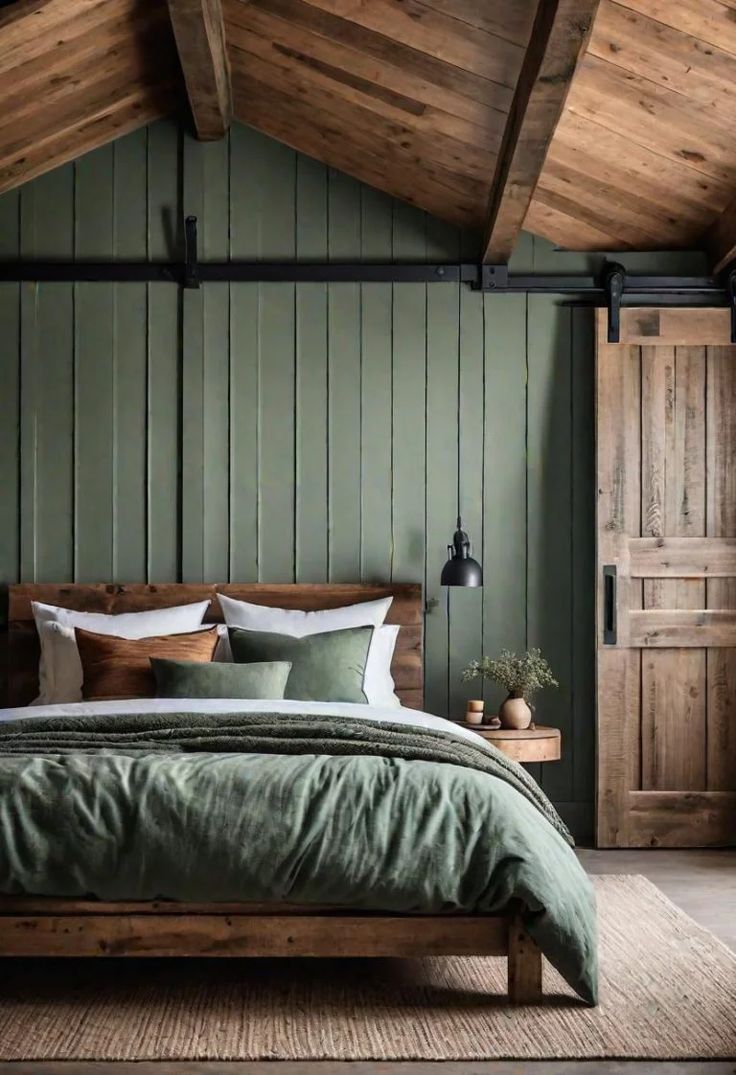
left=168, top=0, right=232, bottom=141
left=482, top=0, right=600, bottom=264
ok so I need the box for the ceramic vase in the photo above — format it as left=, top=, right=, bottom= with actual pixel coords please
left=498, top=693, right=532, bottom=730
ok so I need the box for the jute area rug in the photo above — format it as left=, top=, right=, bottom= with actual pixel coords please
left=0, top=875, right=734, bottom=1061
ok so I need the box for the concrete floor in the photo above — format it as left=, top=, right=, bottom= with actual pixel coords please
left=1, top=850, right=734, bottom=1075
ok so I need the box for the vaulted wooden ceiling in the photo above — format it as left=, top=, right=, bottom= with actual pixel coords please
left=3, top=0, right=736, bottom=270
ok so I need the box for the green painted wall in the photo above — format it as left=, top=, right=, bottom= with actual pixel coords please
left=0, top=119, right=708, bottom=840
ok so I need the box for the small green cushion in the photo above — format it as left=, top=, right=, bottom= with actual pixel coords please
left=228, top=626, right=373, bottom=704
left=152, top=658, right=292, bottom=700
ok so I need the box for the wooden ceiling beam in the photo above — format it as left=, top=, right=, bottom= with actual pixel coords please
left=482, top=0, right=600, bottom=263
left=167, top=0, right=231, bottom=140
left=705, top=197, right=736, bottom=275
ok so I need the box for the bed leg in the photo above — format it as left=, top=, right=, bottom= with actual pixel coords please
left=507, top=909, right=543, bottom=1004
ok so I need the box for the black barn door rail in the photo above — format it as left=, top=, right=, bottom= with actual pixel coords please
left=0, top=215, right=733, bottom=340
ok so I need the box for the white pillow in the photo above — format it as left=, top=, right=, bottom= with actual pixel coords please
left=217, top=594, right=400, bottom=707
left=32, top=599, right=211, bottom=705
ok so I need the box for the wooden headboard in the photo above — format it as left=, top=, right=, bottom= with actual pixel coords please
left=5, top=583, right=423, bottom=710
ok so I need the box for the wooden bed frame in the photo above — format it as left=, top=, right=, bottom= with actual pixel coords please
left=0, top=582, right=544, bottom=1003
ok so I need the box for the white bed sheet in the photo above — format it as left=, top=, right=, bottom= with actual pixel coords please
left=0, top=697, right=491, bottom=752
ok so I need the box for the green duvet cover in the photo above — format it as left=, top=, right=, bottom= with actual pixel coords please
left=0, top=711, right=598, bottom=1003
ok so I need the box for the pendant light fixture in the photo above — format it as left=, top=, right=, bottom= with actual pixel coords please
left=441, top=516, right=483, bottom=587
left=440, top=288, right=483, bottom=588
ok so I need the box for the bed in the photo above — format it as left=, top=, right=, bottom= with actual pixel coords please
left=0, top=582, right=597, bottom=1005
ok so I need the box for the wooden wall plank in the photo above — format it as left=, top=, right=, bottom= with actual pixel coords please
left=74, top=144, right=114, bottom=582
left=360, top=187, right=393, bottom=583
left=448, top=282, right=484, bottom=721
left=390, top=202, right=426, bottom=584
left=527, top=296, right=573, bottom=802
left=201, top=137, right=231, bottom=581
left=327, top=169, right=361, bottom=581
left=481, top=293, right=527, bottom=716
left=228, top=124, right=260, bottom=583
left=295, top=155, right=328, bottom=582
left=706, top=345, right=736, bottom=791
left=257, top=138, right=296, bottom=582
left=113, top=128, right=148, bottom=582
left=146, top=119, right=181, bottom=582
left=181, top=131, right=206, bottom=583
left=19, top=168, right=75, bottom=582
left=424, top=218, right=460, bottom=718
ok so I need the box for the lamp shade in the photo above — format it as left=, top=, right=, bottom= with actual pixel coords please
left=440, top=516, right=483, bottom=587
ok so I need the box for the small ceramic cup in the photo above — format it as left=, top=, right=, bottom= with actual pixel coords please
left=465, top=699, right=484, bottom=725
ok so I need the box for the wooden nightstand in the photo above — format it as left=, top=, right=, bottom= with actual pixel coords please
left=453, top=723, right=561, bottom=763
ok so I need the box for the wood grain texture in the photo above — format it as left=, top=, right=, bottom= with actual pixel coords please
left=706, top=347, right=736, bottom=791
left=0, top=910, right=508, bottom=958
left=7, top=582, right=423, bottom=709
left=525, top=0, right=736, bottom=253
left=0, top=0, right=177, bottom=196
left=596, top=307, right=736, bottom=847
left=168, top=0, right=231, bottom=140
left=507, top=907, right=543, bottom=1003
left=483, top=0, right=599, bottom=262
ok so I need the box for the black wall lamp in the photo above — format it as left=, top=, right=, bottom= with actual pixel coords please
left=441, top=516, right=482, bottom=587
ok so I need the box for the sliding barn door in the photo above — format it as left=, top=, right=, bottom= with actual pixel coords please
left=597, top=308, right=736, bottom=847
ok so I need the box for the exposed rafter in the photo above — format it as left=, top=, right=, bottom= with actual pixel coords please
left=705, top=195, right=736, bottom=275
left=167, top=0, right=231, bottom=141
left=482, top=0, right=599, bottom=264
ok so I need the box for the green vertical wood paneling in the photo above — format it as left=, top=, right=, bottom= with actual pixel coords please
left=0, top=189, right=19, bottom=593
left=181, top=133, right=206, bottom=584
left=202, top=138, right=231, bottom=582
left=448, top=284, right=485, bottom=720
left=20, top=169, right=75, bottom=582
left=114, top=129, right=149, bottom=583
left=424, top=217, right=461, bottom=719
left=146, top=119, right=180, bottom=582
left=482, top=293, right=528, bottom=714
left=391, top=203, right=426, bottom=584
left=360, top=188, right=393, bottom=582
left=527, top=295, right=574, bottom=802
left=256, top=138, right=296, bottom=582
left=295, top=155, right=328, bottom=582
left=229, top=125, right=260, bottom=583
left=74, top=145, right=114, bottom=583
left=327, top=170, right=362, bottom=581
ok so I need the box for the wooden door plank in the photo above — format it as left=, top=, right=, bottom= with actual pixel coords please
left=706, top=345, right=736, bottom=791
left=596, top=311, right=642, bottom=846
left=629, top=609, right=736, bottom=648
left=628, top=790, right=736, bottom=847
left=629, top=537, right=736, bottom=577
left=640, top=346, right=706, bottom=792
left=167, top=0, right=231, bottom=140
left=483, top=0, right=599, bottom=262
left=618, top=308, right=732, bottom=346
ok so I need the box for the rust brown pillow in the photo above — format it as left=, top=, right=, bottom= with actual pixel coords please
left=75, top=626, right=219, bottom=701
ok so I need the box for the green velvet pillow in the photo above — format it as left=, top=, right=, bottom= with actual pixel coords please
left=151, top=658, right=292, bottom=700
left=228, top=625, right=373, bottom=704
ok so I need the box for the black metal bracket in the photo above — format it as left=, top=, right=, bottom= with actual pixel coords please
left=471, top=264, right=509, bottom=291
left=604, top=262, right=626, bottom=343
left=727, top=266, right=736, bottom=343
left=184, top=215, right=199, bottom=289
